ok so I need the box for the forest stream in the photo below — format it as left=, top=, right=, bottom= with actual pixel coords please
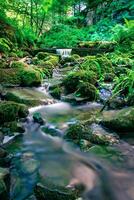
left=2, top=67, right=134, bottom=200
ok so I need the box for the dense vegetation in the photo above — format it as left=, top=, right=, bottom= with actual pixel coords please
left=0, top=0, right=134, bottom=200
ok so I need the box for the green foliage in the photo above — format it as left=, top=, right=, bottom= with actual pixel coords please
left=39, top=24, right=89, bottom=48
left=11, top=61, right=27, bottom=69
left=50, top=86, right=62, bottom=99
left=80, top=55, right=113, bottom=78
left=112, top=20, right=134, bottom=52
left=0, top=38, right=11, bottom=53
left=114, top=69, right=134, bottom=103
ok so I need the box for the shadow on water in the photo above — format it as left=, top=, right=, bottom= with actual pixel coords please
left=5, top=102, right=134, bottom=200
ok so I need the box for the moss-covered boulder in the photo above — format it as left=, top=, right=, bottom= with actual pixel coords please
left=49, top=85, right=62, bottom=99
left=0, top=101, right=28, bottom=124
left=20, top=67, right=42, bottom=86
left=81, top=55, right=113, bottom=78
left=0, top=67, right=43, bottom=86
left=101, top=107, right=134, bottom=133
left=63, top=70, right=97, bottom=94
left=0, top=68, right=21, bottom=86
left=5, top=88, right=51, bottom=107
left=64, top=122, right=91, bottom=143
left=75, top=82, right=98, bottom=101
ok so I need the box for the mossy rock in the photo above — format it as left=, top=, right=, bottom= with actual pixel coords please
left=101, top=107, right=134, bottom=133
left=63, top=70, right=97, bottom=94
left=81, top=55, right=113, bottom=78
left=0, top=101, right=28, bottom=124
left=34, top=180, right=78, bottom=200
left=64, top=122, right=91, bottom=142
left=0, top=68, right=21, bottom=86
left=0, top=67, right=43, bottom=86
left=5, top=88, right=50, bottom=107
left=20, top=67, right=42, bottom=86
left=78, top=41, right=116, bottom=50
left=1, top=121, right=24, bottom=135
left=75, top=82, right=98, bottom=101
left=49, top=85, right=62, bottom=99
left=39, top=61, right=54, bottom=78
left=45, top=55, right=59, bottom=66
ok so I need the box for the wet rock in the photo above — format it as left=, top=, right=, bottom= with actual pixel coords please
left=101, top=107, right=134, bottom=134
left=0, top=167, right=10, bottom=200
left=90, top=124, right=119, bottom=145
left=5, top=88, right=51, bottom=107
left=108, top=97, right=126, bottom=109
left=42, top=126, right=62, bottom=137
left=64, top=122, right=91, bottom=143
left=34, top=180, right=78, bottom=200
left=33, top=112, right=45, bottom=125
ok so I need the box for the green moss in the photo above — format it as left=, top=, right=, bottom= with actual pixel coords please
left=81, top=55, right=113, bottom=78
left=20, top=68, right=42, bottom=86
left=45, top=55, right=59, bottom=66
left=64, top=122, right=91, bottom=142
left=0, top=101, right=28, bottom=124
left=50, top=86, right=62, bottom=99
left=39, top=61, right=54, bottom=78
left=63, top=70, right=97, bottom=94
left=0, top=68, right=21, bottom=86
left=75, top=82, right=98, bottom=101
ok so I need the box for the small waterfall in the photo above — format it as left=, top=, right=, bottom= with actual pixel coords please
left=56, top=49, right=72, bottom=58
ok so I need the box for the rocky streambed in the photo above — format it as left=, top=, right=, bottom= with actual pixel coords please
left=0, top=53, right=134, bottom=200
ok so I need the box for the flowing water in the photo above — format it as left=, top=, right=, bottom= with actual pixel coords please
left=4, top=69, right=134, bottom=200
left=56, top=49, right=72, bottom=57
